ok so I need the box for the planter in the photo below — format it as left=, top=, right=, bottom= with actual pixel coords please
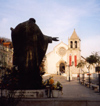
left=52, top=90, right=59, bottom=98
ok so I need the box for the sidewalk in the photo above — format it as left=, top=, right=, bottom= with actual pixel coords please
left=17, top=74, right=100, bottom=106
left=43, top=74, right=100, bottom=100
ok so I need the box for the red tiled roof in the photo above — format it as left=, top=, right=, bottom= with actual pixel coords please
left=3, top=42, right=11, bottom=47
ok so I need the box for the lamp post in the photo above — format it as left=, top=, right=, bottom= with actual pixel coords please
left=79, top=69, right=80, bottom=83
left=65, top=61, right=74, bottom=82
left=87, top=66, right=91, bottom=88
left=99, top=73, right=100, bottom=93
left=95, top=66, right=100, bottom=93
left=83, top=72, right=84, bottom=84
left=89, top=71, right=91, bottom=88
left=68, top=65, right=70, bottom=82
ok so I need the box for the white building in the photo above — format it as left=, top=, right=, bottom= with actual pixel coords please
left=45, top=29, right=96, bottom=79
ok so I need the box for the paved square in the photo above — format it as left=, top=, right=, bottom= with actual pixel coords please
left=43, top=74, right=100, bottom=100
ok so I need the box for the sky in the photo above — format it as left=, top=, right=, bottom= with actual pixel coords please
left=0, top=0, right=100, bottom=58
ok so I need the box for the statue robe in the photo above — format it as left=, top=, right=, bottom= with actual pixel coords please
left=11, top=18, right=52, bottom=89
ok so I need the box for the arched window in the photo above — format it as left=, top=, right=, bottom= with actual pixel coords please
left=75, top=41, right=77, bottom=48
left=70, top=41, right=73, bottom=48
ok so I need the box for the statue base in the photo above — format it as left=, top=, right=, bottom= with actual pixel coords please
left=2, top=89, right=47, bottom=98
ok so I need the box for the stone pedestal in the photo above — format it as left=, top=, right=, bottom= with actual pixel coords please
left=2, top=89, right=47, bottom=98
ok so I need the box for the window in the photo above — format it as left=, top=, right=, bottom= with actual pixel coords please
left=70, top=41, right=73, bottom=48
left=58, top=47, right=66, bottom=56
left=75, top=41, right=77, bottom=48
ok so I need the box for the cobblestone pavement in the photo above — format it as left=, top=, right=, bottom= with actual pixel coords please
left=43, top=74, right=100, bottom=100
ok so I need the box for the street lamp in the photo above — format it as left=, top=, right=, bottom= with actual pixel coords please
left=95, top=66, right=100, bottom=93
left=86, top=65, right=91, bottom=88
left=66, top=64, right=70, bottom=82
left=79, top=69, right=80, bottom=83
left=65, top=61, right=74, bottom=82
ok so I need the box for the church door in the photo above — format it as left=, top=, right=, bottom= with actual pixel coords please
left=59, top=63, right=65, bottom=73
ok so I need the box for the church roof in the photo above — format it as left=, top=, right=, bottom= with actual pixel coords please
left=70, top=29, right=80, bottom=40
left=53, top=41, right=68, bottom=49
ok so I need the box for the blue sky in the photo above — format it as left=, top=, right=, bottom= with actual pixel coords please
left=0, top=0, right=100, bottom=57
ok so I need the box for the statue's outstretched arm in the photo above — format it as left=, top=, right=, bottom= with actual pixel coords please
left=52, top=37, right=59, bottom=41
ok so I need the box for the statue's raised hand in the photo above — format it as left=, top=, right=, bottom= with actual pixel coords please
left=52, top=37, right=59, bottom=41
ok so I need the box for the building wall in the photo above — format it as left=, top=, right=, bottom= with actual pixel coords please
left=46, top=30, right=82, bottom=77
left=46, top=42, right=68, bottom=74
left=0, top=44, right=13, bottom=68
left=46, top=41, right=81, bottom=76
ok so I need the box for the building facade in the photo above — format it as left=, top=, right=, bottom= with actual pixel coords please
left=0, top=39, right=13, bottom=68
left=45, top=29, right=96, bottom=79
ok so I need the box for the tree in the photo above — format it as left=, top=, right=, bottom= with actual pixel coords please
left=85, top=52, right=100, bottom=87
left=86, top=52, right=100, bottom=71
left=86, top=55, right=98, bottom=65
left=86, top=52, right=100, bottom=73
left=77, top=60, right=86, bottom=69
left=77, top=60, right=86, bottom=82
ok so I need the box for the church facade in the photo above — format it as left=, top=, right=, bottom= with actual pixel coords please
left=45, top=29, right=96, bottom=79
left=45, top=29, right=82, bottom=78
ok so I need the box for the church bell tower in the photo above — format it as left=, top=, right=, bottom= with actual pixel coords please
left=68, top=29, right=81, bottom=67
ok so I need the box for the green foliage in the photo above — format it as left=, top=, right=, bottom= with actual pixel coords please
left=55, top=81, right=63, bottom=91
left=77, top=60, right=85, bottom=68
left=86, top=55, right=99, bottom=64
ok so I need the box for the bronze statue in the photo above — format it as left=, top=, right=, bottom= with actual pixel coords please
left=11, top=18, right=59, bottom=89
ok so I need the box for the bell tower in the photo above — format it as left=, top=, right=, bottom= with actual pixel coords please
left=68, top=29, right=81, bottom=50
left=68, top=29, right=81, bottom=66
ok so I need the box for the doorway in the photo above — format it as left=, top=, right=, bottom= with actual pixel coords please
left=59, top=63, right=65, bottom=73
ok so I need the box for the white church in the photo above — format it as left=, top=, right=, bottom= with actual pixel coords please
left=45, top=29, right=96, bottom=79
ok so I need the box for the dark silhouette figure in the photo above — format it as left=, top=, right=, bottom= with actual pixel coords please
left=11, top=18, right=59, bottom=89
